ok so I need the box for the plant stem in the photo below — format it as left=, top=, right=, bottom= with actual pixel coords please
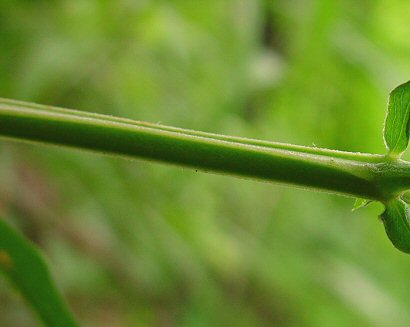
left=0, top=98, right=383, bottom=163
left=0, top=98, right=409, bottom=201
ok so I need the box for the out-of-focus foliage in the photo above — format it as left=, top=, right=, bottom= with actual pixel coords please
left=1, top=1, right=410, bottom=326
left=0, top=217, right=78, bottom=327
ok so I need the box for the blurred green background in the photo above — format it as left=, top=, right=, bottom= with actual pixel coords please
left=1, top=1, right=410, bottom=326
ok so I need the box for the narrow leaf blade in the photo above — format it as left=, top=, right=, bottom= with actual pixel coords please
left=380, top=199, right=410, bottom=253
left=0, top=218, right=79, bottom=327
left=384, top=80, right=410, bottom=158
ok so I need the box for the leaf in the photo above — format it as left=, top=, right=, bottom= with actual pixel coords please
left=352, top=198, right=371, bottom=211
left=0, top=217, right=79, bottom=327
left=401, top=191, right=410, bottom=204
left=384, top=80, right=410, bottom=158
left=380, top=199, right=410, bottom=254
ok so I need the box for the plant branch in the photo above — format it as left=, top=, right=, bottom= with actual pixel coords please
left=1, top=98, right=409, bottom=201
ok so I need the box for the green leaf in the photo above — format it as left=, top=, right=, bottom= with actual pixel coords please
left=380, top=199, right=410, bottom=254
left=0, top=217, right=79, bottom=327
left=352, top=198, right=371, bottom=211
left=384, top=80, right=410, bottom=158
left=401, top=191, right=410, bottom=204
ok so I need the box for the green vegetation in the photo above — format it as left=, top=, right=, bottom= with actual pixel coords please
left=0, top=97, right=402, bottom=201
left=1, top=65, right=410, bottom=327
left=2, top=81, right=410, bottom=249
left=384, top=81, right=410, bottom=158
left=0, top=218, right=78, bottom=327
left=2, top=1, right=410, bottom=327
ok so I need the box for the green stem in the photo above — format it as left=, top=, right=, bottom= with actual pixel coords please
left=0, top=98, right=409, bottom=201
left=0, top=98, right=383, bottom=163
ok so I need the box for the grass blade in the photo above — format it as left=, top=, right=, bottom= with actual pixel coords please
left=0, top=217, right=79, bottom=327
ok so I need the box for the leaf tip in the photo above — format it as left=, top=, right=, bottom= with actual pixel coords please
left=352, top=198, right=371, bottom=211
